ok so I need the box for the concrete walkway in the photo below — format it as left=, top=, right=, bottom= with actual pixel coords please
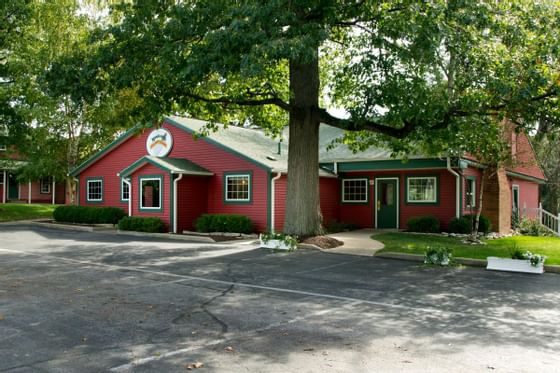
left=325, top=229, right=386, bottom=256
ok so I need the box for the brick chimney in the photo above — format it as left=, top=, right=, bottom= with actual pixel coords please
left=482, top=167, right=511, bottom=234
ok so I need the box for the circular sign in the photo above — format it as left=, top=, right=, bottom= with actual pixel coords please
left=146, top=128, right=173, bottom=157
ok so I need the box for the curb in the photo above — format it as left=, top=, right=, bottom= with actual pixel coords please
left=375, top=252, right=560, bottom=273
left=27, top=221, right=103, bottom=232
left=116, top=230, right=215, bottom=243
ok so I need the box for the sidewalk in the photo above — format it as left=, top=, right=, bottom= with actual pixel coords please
left=324, top=229, right=387, bottom=256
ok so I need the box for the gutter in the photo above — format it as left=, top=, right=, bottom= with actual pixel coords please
left=270, top=172, right=282, bottom=232
left=173, top=173, right=183, bottom=233
left=447, top=157, right=460, bottom=218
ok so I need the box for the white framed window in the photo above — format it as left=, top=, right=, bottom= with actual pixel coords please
left=466, top=178, right=476, bottom=208
left=342, top=178, right=368, bottom=203
left=407, top=176, right=437, bottom=203
left=225, top=174, right=251, bottom=202
left=40, top=178, right=51, bottom=194
left=140, top=177, right=161, bottom=210
left=0, top=144, right=6, bottom=151
left=121, top=179, right=130, bottom=201
left=86, top=179, right=103, bottom=202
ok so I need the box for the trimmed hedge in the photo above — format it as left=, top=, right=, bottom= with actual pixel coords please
left=448, top=214, right=492, bottom=234
left=53, top=205, right=126, bottom=225
left=407, top=215, right=441, bottom=233
left=118, top=216, right=166, bottom=233
left=195, top=214, right=253, bottom=234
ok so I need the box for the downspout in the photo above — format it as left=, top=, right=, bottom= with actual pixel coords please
left=447, top=157, right=460, bottom=218
left=123, top=177, right=132, bottom=217
left=28, top=181, right=31, bottom=204
left=173, top=173, right=183, bottom=234
left=270, top=172, right=282, bottom=232
left=333, top=162, right=338, bottom=175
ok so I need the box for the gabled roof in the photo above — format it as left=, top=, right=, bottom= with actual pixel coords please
left=119, top=156, right=213, bottom=177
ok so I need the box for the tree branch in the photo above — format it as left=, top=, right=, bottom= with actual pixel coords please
left=184, top=92, right=291, bottom=111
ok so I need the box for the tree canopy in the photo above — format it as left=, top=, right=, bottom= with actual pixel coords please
left=56, top=1, right=560, bottom=233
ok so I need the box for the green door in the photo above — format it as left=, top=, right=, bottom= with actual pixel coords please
left=376, top=179, right=398, bottom=228
left=8, top=173, right=18, bottom=200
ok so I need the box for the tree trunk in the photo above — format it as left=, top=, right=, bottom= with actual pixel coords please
left=283, top=57, right=324, bottom=236
left=472, top=168, right=486, bottom=239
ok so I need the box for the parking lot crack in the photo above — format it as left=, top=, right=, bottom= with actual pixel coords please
left=200, top=284, right=234, bottom=333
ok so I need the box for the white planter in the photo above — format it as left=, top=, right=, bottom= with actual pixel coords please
left=259, top=238, right=291, bottom=251
left=486, top=257, right=544, bottom=274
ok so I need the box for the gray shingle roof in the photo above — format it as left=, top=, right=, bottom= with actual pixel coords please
left=167, top=115, right=426, bottom=170
left=119, top=155, right=213, bottom=177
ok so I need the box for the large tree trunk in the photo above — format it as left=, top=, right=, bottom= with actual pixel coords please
left=283, top=57, right=324, bottom=236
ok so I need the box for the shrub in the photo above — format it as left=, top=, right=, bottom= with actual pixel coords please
left=195, top=214, right=253, bottom=234
left=424, top=247, right=453, bottom=266
left=326, top=221, right=359, bottom=233
left=406, top=215, right=441, bottom=233
left=118, top=216, right=166, bottom=233
left=518, top=218, right=552, bottom=236
left=53, top=206, right=126, bottom=225
left=448, top=214, right=491, bottom=234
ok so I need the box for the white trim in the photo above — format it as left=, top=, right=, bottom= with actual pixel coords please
left=86, top=179, right=103, bottom=202
left=173, top=173, right=183, bottom=233
left=121, top=179, right=130, bottom=201
left=512, top=184, right=520, bottom=211
left=224, top=174, right=251, bottom=202
left=374, top=177, right=400, bottom=229
left=270, top=172, right=282, bottom=232
left=140, top=177, right=162, bottom=210
left=406, top=176, right=437, bottom=203
left=341, top=178, right=368, bottom=203
left=28, top=181, right=31, bottom=204
left=2, top=171, right=5, bottom=203
left=52, top=178, right=56, bottom=205
left=466, top=178, right=476, bottom=208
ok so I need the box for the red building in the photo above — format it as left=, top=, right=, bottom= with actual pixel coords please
left=69, top=116, right=545, bottom=234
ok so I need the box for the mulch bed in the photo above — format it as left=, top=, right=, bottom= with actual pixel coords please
left=302, top=235, right=343, bottom=249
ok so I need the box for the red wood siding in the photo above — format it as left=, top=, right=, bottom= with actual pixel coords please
left=338, top=170, right=458, bottom=230
left=509, top=177, right=540, bottom=218
left=176, top=176, right=208, bottom=232
left=320, top=177, right=339, bottom=227
left=130, top=164, right=171, bottom=229
left=16, top=180, right=64, bottom=204
left=77, top=121, right=270, bottom=232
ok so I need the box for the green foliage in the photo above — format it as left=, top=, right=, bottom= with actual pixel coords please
left=424, top=247, right=454, bottom=266
left=118, top=216, right=166, bottom=233
left=406, top=216, right=441, bottom=233
left=53, top=205, right=126, bottom=225
left=326, top=221, right=359, bottom=233
left=518, top=218, right=552, bottom=237
left=195, top=214, right=253, bottom=234
left=260, top=232, right=298, bottom=251
left=449, top=214, right=491, bottom=234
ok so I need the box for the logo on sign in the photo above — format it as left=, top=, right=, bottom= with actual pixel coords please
left=146, top=128, right=173, bottom=157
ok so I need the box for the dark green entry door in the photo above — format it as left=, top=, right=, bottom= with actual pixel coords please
left=8, top=173, right=18, bottom=200
left=376, top=179, right=398, bottom=228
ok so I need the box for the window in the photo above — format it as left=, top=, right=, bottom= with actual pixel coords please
left=407, top=176, right=437, bottom=203
left=40, top=178, right=51, bottom=194
left=465, top=178, right=476, bottom=208
left=140, top=177, right=161, bottom=210
left=225, top=174, right=250, bottom=202
left=86, top=179, right=103, bottom=202
left=342, top=178, right=368, bottom=203
left=0, top=144, right=6, bottom=151
left=121, top=179, right=130, bottom=201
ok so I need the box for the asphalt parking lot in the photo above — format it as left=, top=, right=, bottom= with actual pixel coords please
left=0, top=224, right=559, bottom=372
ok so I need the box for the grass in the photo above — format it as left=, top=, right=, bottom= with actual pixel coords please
left=0, top=203, right=58, bottom=222
left=375, top=232, right=560, bottom=265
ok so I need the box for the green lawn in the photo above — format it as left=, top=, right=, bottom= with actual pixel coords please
left=0, top=203, right=58, bottom=222
left=375, top=232, right=560, bottom=265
